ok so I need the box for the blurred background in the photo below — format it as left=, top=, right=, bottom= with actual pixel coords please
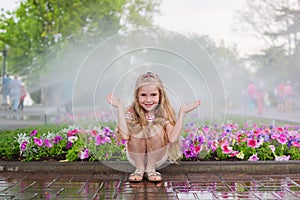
left=0, top=0, right=299, bottom=124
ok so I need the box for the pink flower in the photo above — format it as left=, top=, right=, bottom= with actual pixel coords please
left=34, top=138, right=43, bottom=146
left=68, top=136, right=78, bottom=143
left=210, top=140, right=218, bottom=151
left=43, top=139, right=52, bottom=148
left=292, top=141, right=300, bottom=148
left=247, top=138, right=257, bottom=148
left=248, top=153, right=259, bottom=161
left=221, top=142, right=232, bottom=154
left=90, top=129, right=98, bottom=137
left=276, top=133, right=287, bottom=144
left=79, top=148, right=89, bottom=160
left=230, top=150, right=239, bottom=157
left=20, top=141, right=27, bottom=151
left=275, top=155, right=290, bottom=161
left=95, top=134, right=111, bottom=145
left=30, top=130, right=37, bottom=137
left=193, top=146, right=201, bottom=154
left=67, top=129, right=79, bottom=137
left=202, top=126, right=209, bottom=133
left=53, top=135, right=62, bottom=144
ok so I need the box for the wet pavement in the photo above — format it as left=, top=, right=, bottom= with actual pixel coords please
left=1, top=171, right=300, bottom=199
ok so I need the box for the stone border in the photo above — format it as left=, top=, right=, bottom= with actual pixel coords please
left=1, top=161, right=299, bottom=174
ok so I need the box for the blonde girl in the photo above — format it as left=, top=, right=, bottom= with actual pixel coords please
left=107, top=72, right=201, bottom=182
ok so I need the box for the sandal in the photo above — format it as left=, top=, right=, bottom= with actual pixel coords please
left=128, top=168, right=144, bottom=182
left=144, top=170, right=162, bottom=182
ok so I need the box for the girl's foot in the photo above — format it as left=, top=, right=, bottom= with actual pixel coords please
left=145, top=170, right=162, bottom=182
left=128, top=168, right=144, bottom=182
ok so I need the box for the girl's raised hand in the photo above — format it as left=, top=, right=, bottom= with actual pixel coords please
left=106, top=93, right=123, bottom=108
left=181, top=100, right=201, bottom=114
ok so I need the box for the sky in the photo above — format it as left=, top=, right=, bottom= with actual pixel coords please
left=0, top=0, right=265, bottom=56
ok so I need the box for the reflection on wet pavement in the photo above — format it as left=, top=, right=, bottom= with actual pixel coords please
left=1, top=172, right=300, bottom=199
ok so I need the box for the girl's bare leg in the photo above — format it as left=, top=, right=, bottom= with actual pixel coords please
left=127, top=136, right=146, bottom=180
left=145, top=132, right=167, bottom=181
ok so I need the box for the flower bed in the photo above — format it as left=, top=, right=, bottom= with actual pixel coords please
left=13, top=122, right=300, bottom=162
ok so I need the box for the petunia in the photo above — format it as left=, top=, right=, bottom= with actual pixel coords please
left=95, top=134, right=106, bottom=145
left=68, top=136, right=78, bottom=143
left=292, top=141, right=300, bottom=148
left=53, top=135, right=62, bottom=144
left=34, top=138, right=43, bottom=146
left=30, top=130, right=37, bottom=137
left=277, top=133, right=287, bottom=145
left=208, top=140, right=218, bottom=151
left=79, top=148, right=89, bottom=160
left=275, top=155, right=290, bottom=161
left=221, top=143, right=232, bottom=154
left=247, top=138, right=257, bottom=148
left=103, top=127, right=112, bottom=135
left=20, top=141, right=28, bottom=151
left=184, top=149, right=193, bottom=158
left=193, top=146, right=201, bottom=154
left=248, top=153, right=259, bottom=161
left=236, top=151, right=244, bottom=159
left=66, top=141, right=73, bottom=149
left=229, top=150, right=239, bottom=157
left=90, top=129, right=98, bottom=137
left=67, top=129, right=79, bottom=137
left=202, top=126, right=209, bottom=133
left=43, top=139, right=52, bottom=148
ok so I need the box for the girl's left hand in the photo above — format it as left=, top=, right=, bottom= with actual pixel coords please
left=181, top=100, right=201, bottom=114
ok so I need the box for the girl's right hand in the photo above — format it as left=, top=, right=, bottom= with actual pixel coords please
left=106, top=93, right=123, bottom=108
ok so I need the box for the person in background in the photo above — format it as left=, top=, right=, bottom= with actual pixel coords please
left=2, top=74, right=11, bottom=108
left=284, top=80, right=293, bottom=112
left=246, top=80, right=257, bottom=115
left=106, top=72, right=201, bottom=182
left=18, top=85, right=27, bottom=111
left=9, top=75, right=22, bottom=112
left=256, top=78, right=265, bottom=115
left=275, top=81, right=285, bottom=112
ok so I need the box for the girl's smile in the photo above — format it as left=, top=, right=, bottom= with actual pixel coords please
left=138, top=84, right=160, bottom=114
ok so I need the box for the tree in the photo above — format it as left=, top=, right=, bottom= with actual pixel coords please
left=0, top=0, right=160, bottom=77
left=237, top=0, right=300, bottom=84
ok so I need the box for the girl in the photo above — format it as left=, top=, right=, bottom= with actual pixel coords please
left=106, top=72, right=201, bottom=182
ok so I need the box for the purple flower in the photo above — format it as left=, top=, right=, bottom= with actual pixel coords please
left=66, top=141, right=73, bottom=149
left=43, top=139, right=52, bottom=148
left=276, top=133, right=287, bottom=145
left=275, top=155, right=290, bottom=161
left=20, top=141, right=28, bottom=151
left=95, top=134, right=111, bottom=145
left=53, top=135, right=62, bottom=144
left=30, top=130, right=37, bottom=137
left=248, top=153, right=259, bottom=161
left=103, top=127, right=112, bottom=135
left=184, top=149, right=193, bottom=158
left=79, top=148, right=89, bottom=160
left=34, top=138, right=43, bottom=146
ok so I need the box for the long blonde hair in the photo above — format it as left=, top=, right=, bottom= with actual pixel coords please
left=131, top=72, right=176, bottom=127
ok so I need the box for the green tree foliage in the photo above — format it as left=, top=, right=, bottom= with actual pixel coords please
left=0, top=0, right=160, bottom=78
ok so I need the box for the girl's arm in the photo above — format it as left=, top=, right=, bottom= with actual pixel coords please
left=106, top=93, right=130, bottom=140
left=167, top=100, right=201, bottom=143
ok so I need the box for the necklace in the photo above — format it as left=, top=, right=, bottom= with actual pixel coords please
left=145, top=113, right=155, bottom=122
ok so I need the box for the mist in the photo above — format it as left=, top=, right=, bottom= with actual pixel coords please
left=29, top=27, right=295, bottom=127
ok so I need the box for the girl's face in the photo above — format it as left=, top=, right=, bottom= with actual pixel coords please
left=137, top=83, right=160, bottom=113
